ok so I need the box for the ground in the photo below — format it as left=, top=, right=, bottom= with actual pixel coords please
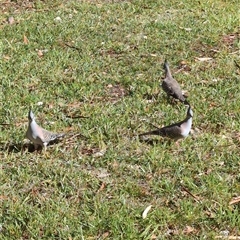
left=0, top=0, right=240, bottom=239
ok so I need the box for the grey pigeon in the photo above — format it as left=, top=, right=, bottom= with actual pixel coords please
left=26, top=110, right=65, bottom=150
left=162, top=60, right=188, bottom=104
left=139, top=105, right=193, bottom=140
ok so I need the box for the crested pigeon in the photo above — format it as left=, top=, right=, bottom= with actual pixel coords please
left=26, top=110, right=65, bottom=150
left=162, top=60, right=188, bottom=104
left=139, top=105, right=193, bottom=141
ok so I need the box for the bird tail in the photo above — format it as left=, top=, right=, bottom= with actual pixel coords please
left=52, top=133, right=65, bottom=140
left=139, top=129, right=163, bottom=137
left=57, top=133, right=66, bottom=138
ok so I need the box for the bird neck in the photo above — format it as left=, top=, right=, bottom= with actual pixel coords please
left=164, top=64, right=172, bottom=78
left=185, top=115, right=192, bottom=126
left=29, top=119, right=37, bottom=127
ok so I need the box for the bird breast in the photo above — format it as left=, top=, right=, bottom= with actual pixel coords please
left=180, top=118, right=192, bottom=137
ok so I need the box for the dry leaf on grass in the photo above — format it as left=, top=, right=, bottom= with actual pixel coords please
left=150, top=234, right=157, bottom=239
left=23, top=35, right=29, bottom=44
left=3, top=55, right=11, bottom=60
left=142, top=205, right=152, bottom=219
left=215, top=236, right=240, bottom=239
left=195, top=57, right=213, bottom=62
left=8, top=16, right=15, bottom=24
left=37, top=50, right=44, bottom=57
left=97, top=182, right=106, bottom=193
left=0, top=195, right=9, bottom=200
left=93, top=149, right=106, bottom=157
left=101, top=232, right=110, bottom=239
left=183, top=225, right=196, bottom=234
left=179, top=27, right=192, bottom=31
left=229, top=196, right=240, bottom=205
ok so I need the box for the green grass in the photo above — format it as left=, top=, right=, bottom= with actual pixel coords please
left=1, top=0, right=240, bottom=239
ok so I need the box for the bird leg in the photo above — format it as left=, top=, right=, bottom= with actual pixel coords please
left=34, top=143, right=39, bottom=151
left=43, top=143, right=47, bottom=152
left=175, top=140, right=181, bottom=147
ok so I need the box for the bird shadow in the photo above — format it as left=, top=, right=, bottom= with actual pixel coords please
left=143, top=92, right=160, bottom=101
left=1, top=138, right=64, bottom=154
left=1, top=142, right=35, bottom=153
left=138, top=137, right=172, bottom=146
left=1, top=133, right=87, bottom=154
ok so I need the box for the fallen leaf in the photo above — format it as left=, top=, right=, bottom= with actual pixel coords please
left=142, top=205, right=152, bottom=219
left=195, top=57, right=212, bottom=62
left=0, top=195, right=9, bottom=200
left=111, top=161, right=119, bottom=170
left=97, top=182, right=106, bottom=192
left=150, top=234, right=157, bottom=239
left=222, top=33, right=237, bottom=45
left=54, top=16, right=62, bottom=22
left=37, top=101, right=44, bottom=106
left=3, top=55, right=11, bottom=60
left=215, top=236, right=240, bottom=239
left=23, top=35, right=29, bottom=44
left=204, top=210, right=216, bottom=218
left=180, top=60, right=187, bottom=65
left=93, top=149, right=106, bottom=157
left=37, top=50, right=44, bottom=57
left=179, top=27, right=192, bottom=31
left=229, top=196, right=240, bottom=205
left=97, top=172, right=110, bottom=178
left=8, top=16, right=14, bottom=24
left=101, top=232, right=109, bottom=239
left=183, top=225, right=195, bottom=234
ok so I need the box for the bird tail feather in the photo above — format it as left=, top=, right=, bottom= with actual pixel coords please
left=139, top=129, right=163, bottom=137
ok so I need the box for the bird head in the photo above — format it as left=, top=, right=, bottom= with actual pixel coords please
left=28, top=110, right=35, bottom=122
left=163, top=59, right=169, bottom=69
left=187, top=105, right=193, bottom=118
left=163, top=59, right=171, bottom=77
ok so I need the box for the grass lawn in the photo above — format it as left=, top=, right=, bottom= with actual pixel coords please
left=1, top=0, right=240, bottom=239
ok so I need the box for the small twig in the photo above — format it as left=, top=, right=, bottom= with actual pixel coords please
left=66, top=133, right=88, bottom=141
left=174, top=66, right=186, bottom=74
left=182, top=186, right=201, bottom=203
left=64, top=43, right=82, bottom=56
left=229, top=50, right=240, bottom=55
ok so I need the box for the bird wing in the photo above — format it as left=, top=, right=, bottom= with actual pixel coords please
left=139, top=117, right=189, bottom=140
left=139, top=128, right=165, bottom=137
left=162, top=78, right=185, bottom=101
left=40, top=128, right=63, bottom=142
left=161, top=124, right=183, bottom=139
